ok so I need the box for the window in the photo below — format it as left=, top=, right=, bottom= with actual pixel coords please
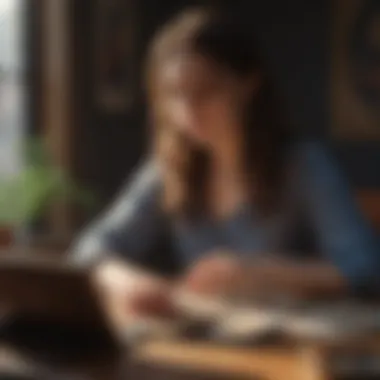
left=0, top=0, right=25, bottom=180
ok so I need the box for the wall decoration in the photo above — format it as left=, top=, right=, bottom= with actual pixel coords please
left=331, top=0, right=380, bottom=140
left=94, top=0, right=135, bottom=112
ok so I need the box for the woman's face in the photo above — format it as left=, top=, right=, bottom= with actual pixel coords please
left=157, top=53, right=257, bottom=147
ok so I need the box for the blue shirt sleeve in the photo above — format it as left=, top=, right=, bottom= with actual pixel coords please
left=70, top=161, right=167, bottom=267
left=298, top=141, right=380, bottom=295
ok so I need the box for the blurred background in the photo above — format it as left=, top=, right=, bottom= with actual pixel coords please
left=0, top=0, right=379, bottom=253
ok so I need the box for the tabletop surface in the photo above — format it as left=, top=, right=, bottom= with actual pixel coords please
left=0, top=256, right=380, bottom=379
left=0, top=343, right=255, bottom=380
left=2, top=331, right=380, bottom=380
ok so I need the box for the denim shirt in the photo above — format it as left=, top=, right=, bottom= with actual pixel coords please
left=71, top=140, right=380, bottom=294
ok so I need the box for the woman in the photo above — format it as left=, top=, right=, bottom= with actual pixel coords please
left=72, top=8, right=379, bottom=320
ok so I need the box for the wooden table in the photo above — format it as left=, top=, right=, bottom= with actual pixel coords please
left=0, top=344, right=254, bottom=380
left=2, top=335, right=380, bottom=380
left=132, top=336, right=380, bottom=379
left=133, top=341, right=329, bottom=380
left=0, top=344, right=123, bottom=380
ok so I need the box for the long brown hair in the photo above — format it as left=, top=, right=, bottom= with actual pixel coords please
left=146, top=7, right=293, bottom=220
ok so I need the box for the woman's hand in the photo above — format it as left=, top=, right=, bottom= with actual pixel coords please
left=181, top=251, right=247, bottom=297
left=181, top=252, right=347, bottom=301
left=91, top=260, right=177, bottom=327
left=180, top=252, right=297, bottom=301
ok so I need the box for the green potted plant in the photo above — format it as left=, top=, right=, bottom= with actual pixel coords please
left=0, top=139, right=96, bottom=249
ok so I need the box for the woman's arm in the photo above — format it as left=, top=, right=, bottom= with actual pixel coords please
left=183, top=142, right=379, bottom=300
left=70, top=161, right=178, bottom=320
left=239, top=259, right=346, bottom=298
left=296, top=141, right=380, bottom=297
left=182, top=253, right=346, bottom=300
left=70, top=161, right=168, bottom=269
left=241, top=142, right=379, bottom=299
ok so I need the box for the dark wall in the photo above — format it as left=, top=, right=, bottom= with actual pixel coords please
left=73, top=0, right=380, bottom=221
left=73, top=0, right=206, bottom=215
left=239, top=0, right=380, bottom=188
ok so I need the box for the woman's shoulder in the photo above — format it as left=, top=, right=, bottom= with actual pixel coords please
left=282, top=137, right=344, bottom=194
left=289, top=137, right=330, bottom=158
left=128, top=159, right=161, bottom=185
left=286, top=137, right=336, bottom=171
left=116, top=158, right=163, bottom=201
